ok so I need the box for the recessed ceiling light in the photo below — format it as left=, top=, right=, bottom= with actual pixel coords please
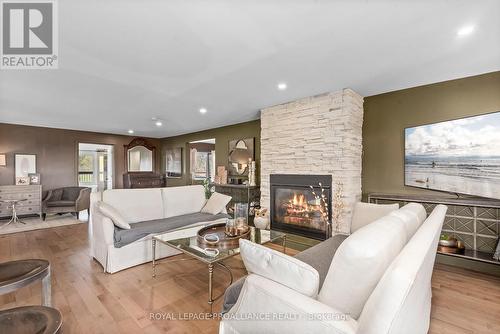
left=457, top=25, right=475, bottom=37
left=127, top=129, right=134, bottom=134
left=277, top=82, right=287, bottom=91
left=155, top=121, right=163, bottom=127
left=199, top=108, right=207, bottom=114
left=277, top=82, right=287, bottom=90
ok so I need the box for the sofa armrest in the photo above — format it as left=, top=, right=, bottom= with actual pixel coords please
left=42, top=190, right=54, bottom=204
left=91, top=210, right=115, bottom=246
left=239, top=239, right=319, bottom=297
left=75, top=188, right=91, bottom=212
left=221, top=274, right=358, bottom=334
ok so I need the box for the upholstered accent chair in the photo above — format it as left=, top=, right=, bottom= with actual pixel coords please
left=42, top=187, right=91, bottom=220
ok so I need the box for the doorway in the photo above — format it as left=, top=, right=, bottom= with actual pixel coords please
left=189, top=139, right=215, bottom=183
left=78, top=143, right=114, bottom=192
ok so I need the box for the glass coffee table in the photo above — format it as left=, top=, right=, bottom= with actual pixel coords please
left=152, top=224, right=287, bottom=314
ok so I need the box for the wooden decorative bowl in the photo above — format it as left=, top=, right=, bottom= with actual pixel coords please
left=438, top=245, right=465, bottom=254
left=197, top=223, right=250, bottom=250
left=439, top=238, right=458, bottom=248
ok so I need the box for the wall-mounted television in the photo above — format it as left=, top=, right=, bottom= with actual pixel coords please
left=405, top=111, right=500, bottom=199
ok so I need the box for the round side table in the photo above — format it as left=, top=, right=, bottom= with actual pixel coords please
left=0, top=259, right=51, bottom=306
left=0, top=198, right=27, bottom=228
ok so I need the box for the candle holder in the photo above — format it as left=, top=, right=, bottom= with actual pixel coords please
left=234, top=202, right=248, bottom=226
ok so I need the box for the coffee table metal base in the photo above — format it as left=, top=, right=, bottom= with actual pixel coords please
left=152, top=229, right=286, bottom=315
left=152, top=240, right=235, bottom=315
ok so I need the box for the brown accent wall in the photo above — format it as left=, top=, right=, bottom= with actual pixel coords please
left=0, top=123, right=161, bottom=192
left=362, top=71, right=500, bottom=198
left=161, top=120, right=260, bottom=187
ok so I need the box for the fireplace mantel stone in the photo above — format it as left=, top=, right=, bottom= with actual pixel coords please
left=260, top=88, right=364, bottom=234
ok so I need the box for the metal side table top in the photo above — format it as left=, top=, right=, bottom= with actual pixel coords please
left=0, top=306, right=62, bottom=334
left=0, top=259, right=52, bottom=306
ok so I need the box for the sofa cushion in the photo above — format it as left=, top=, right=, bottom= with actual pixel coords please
left=318, top=214, right=407, bottom=319
left=46, top=200, right=75, bottom=207
left=96, top=201, right=131, bottom=230
left=201, top=192, right=231, bottom=215
left=62, top=187, right=82, bottom=201
left=239, top=239, right=320, bottom=297
left=103, top=188, right=164, bottom=223
left=222, top=234, right=349, bottom=314
left=162, top=185, right=207, bottom=218
left=222, top=277, right=247, bottom=314
left=388, top=203, right=427, bottom=241
left=294, top=234, right=349, bottom=289
left=113, top=212, right=230, bottom=248
left=351, top=202, right=399, bottom=233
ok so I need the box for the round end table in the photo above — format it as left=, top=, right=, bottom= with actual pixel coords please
left=0, top=198, right=27, bottom=228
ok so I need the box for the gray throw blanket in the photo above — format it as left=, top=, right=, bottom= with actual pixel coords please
left=221, top=234, right=348, bottom=313
left=113, top=212, right=230, bottom=248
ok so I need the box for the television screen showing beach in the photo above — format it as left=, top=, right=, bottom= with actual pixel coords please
left=405, top=112, right=500, bottom=199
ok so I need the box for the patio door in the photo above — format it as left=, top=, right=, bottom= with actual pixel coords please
left=78, top=143, right=114, bottom=192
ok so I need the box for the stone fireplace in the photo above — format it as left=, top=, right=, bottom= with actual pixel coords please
left=260, top=89, right=363, bottom=235
left=270, top=174, right=332, bottom=240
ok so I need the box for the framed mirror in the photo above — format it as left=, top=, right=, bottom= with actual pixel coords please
left=228, top=138, right=254, bottom=176
left=124, top=138, right=156, bottom=173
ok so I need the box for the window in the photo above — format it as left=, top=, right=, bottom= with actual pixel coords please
left=78, top=152, right=94, bottom=183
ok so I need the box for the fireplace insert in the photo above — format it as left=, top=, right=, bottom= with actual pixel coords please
left=270, top=174, right=332, bottom=240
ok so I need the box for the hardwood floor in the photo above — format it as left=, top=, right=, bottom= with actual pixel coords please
left=0, top=223, right=499, bottom=334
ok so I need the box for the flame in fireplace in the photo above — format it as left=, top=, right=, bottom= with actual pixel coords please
left=274, top=186, right=329, bottom=234
left=292, top=193, right=308, bottom=210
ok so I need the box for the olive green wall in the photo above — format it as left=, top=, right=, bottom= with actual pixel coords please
left=161, top=120, right=261, bottom=187
left=362, top=71, right=500, bottom=198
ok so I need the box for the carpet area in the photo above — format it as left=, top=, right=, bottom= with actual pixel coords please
left=0, top=212, right=88, bottom=235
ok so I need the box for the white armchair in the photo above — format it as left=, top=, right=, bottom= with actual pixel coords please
left=220, top=203, right=448, bottom=334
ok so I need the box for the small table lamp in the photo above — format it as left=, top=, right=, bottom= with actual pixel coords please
left=0, top=154, right=6, bottom=167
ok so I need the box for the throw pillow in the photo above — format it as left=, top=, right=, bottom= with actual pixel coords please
left=201, top=192, right=231, bottom=215
left=96, top=201, right=131, bottom=229
left=239, top=239, right=320, bottom=297
left=351, top=202, right=399, bottom=233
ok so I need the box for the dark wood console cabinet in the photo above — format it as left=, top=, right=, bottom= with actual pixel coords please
left=214, top=184, right=260, bottom=223
left=123, top=173, right=165, bottom=188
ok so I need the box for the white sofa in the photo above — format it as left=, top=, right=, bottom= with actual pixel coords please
left=220, top=203, right=447, bottom=334
left=89, top=185, right=228, bottom=273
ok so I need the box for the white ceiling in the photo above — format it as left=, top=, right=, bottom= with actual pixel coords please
left=1, top=0, right=499, bottom=138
